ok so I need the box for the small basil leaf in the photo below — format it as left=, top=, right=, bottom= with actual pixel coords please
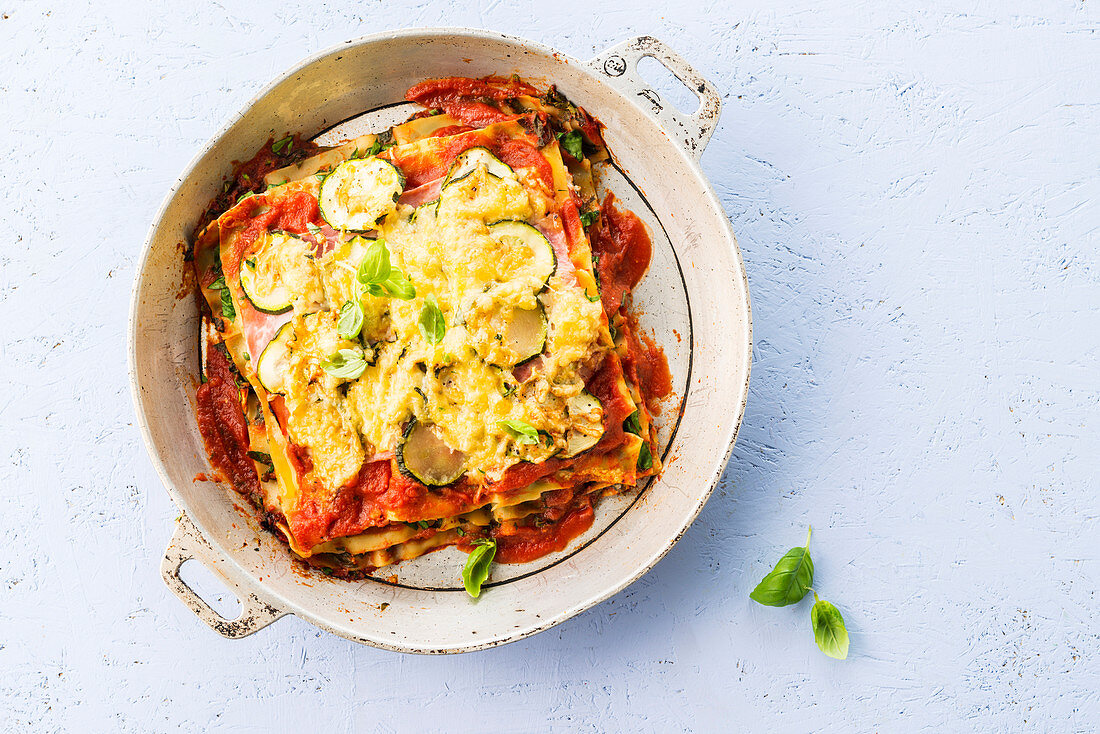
left=320, top=348, right=367, bottom=379
left=462, top=538, right=497, bottom=598
left=749, top=528, right=814, bottom=607
left=557, top=130, right=584, bottom=160
left=498, top=419, right=539, bottom=445
left=418, top=296, right=446, bottom=344
left=337, top=300, right=364, bottom=340
left=382, top=270, right=416, bottom=300
left=579, top=210, right=598, bottom=228
left=636, top=440, right=653, bottom=472
left=811, top=594, right=849, bottom=660
left=357, top=238, right=391, bottom=285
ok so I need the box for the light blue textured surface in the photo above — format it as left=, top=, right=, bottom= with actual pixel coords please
left=2, top=1, right=1098, bottom=731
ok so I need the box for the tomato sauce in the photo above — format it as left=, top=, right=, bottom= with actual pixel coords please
left=493, top=494, right=595, bottom=564
left=620, top=314, right=673, bottom=414
left=585, top=351, right=633, bottom=453
left=288, top=460, right=392, bottom=549
left=496, top=137, right=555, bottom=191
left=405, top=77, right=538, bottom=127
left=591, top=192, right=653, bottom=315
left=195, top=345, right=259, bottom=498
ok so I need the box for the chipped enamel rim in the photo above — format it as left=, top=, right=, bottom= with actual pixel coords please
left=129, top=28, right=752, bottom=653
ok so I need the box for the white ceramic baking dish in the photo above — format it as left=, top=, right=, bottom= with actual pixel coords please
left=129, top=28, right=751, bottom=653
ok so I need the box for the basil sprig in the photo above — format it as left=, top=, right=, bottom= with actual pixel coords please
left=418, top=296, right=446, bottom=344
left=462, top=538, right=497, bottom=598
left=557, top=130, right=584, bottom=160
left=337, top=300, right=364, bottom=340
left=750, top=527, right=850, bottom=660
left=207, top=276, right=236, bottom=321
left=579, top=210, right=598, bottom=228
left=320, top=348, right=368, bottom=379
left=498, top=419, right=539, bottom=445
left=356, top=238, right=417, bottom=300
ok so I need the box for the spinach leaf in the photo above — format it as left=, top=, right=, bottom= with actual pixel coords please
left=557, top=130, right=584, bottom=160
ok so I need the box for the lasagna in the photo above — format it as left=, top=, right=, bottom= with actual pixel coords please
left=192, top=76, right=670, bottom=586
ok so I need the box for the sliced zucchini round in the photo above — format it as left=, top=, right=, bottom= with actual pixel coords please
left=396, top=420, right=467, bottom=487
left=238, top=231, right=301, bottom=314
left=498, top=302, right=547, bottom=368
left=487, top=220, right=556, bottom=289
left=441, top=147, right=513, bottom=189
left=256, top=321, right=295, bottom=394
left=319, top=157, right=405, bottom=231
left=562, top=392, right=604, bottom=457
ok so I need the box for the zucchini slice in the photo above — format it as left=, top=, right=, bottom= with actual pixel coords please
left=441, top=147, right=513, bottom=188
left=396, top=420, right=467, bottom=487
left=562, top=392, right=604, bottom=457
left=319, top=157, right=405, bottom=231
left=487, top=220, right=557, bottom=289
left=256, top=321, right=295, bottom=394
left=499, top=302, right=547, bottom=368
left=238, top=231, right=300, bottom=314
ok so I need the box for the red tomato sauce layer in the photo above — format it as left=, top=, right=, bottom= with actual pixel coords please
left=493, top=491, right=596, bottom=564
left=195, top=345, right=259, bottom=499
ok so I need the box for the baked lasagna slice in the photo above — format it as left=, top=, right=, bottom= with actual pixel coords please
left=193, top=79, right=668, bottom=577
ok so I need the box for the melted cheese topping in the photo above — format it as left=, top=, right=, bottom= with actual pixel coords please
left=258, top=156, right=609, bottom=488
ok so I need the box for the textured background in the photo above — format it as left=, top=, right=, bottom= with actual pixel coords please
left=2, top=0, right=1098, bottom=731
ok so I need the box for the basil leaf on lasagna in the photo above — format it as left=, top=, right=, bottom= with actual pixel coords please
left=337, top=300, right=364, bottom=340
left=321, top=348, right=368, bottom=379
left=418, top=296, right=446, bottom=344
left=498, top=419, right=539, bottom=445
left=381, top=269, right=416, bottom=300
left=357, top=238, right=391, bottom=285
left=462, top=538, right=497, bottom=598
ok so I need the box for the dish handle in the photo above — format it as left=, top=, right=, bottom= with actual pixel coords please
left=161, top=513, right=286, bottom=638
left=587, top=36, right=722, bottom=161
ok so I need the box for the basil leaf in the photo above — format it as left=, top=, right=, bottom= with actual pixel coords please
left=623, top=410, right=642, bottom=436
left=462, top=538, right=497, bottom=598
left=337, top=300, right=364, bottom=340
left=811, top=594, right=849, bottom=660
left=365, top=138, right=383, bottom=157
left=636, top=440, right=653, bottom=471
left=498, top=419, right=539, bottom=445
left=382, top=270, right=416, bottom=300
left=418, top=296, right=446, bottom=344
left=579, top=210, right=598, bottom=228
left=320, top=348, right=367, bottom=379
left=557, top=130, right=584, bottom=160
left=272, top=135, right=293, bottom=155
left=749, top=528, right=814, bottom=607
left=357, top=238, right=392, bottom=285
